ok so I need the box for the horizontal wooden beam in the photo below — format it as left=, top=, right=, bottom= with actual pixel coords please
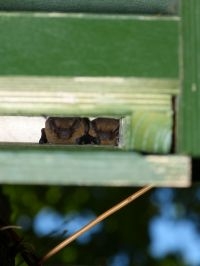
left=0, top=77, right=178, bottom=116
left=0, top=146, right=190, bottom=187
left=0, top=77, right=179, bottom=94
left=0, top=13, right=179, bottom=77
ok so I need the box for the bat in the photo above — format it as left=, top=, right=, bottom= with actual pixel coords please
left=39, top=117, right=120, bottom=146
left=89, top=118, right=119, bottom=146
left=39, top=117, right=90, bottom=145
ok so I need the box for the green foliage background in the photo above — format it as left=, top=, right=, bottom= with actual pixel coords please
left=2, top=185, right=200, bottom=266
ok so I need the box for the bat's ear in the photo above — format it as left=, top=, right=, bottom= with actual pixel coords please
left=113, top=124, right=119, bottom=135
left=45, top=117, right=56, bottom=131
left=81, top=118, right=90, bottom=133
left=88, top=119, right=98, bottom=137
left=70, top=118, right=90, bottom=134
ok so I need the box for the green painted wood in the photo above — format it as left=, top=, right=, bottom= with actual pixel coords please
left=0, top=77, right=178, bottom=116
left=130, top=111, right=172, bottom=153
left=0, top=0, right=179, bottom=15
left=0, top=146, right=190, bottom=187
left=0, top=13, right=179, bottom=78
left=0, top=77, right=179, bottom=94
left=178, top=0, right=200, bottom=156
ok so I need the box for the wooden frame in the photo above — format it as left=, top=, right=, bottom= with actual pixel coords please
left=0, top=146, right=190, bottom=187
left=0, top=6, right=193, bottom=186
left=178, top=0, right=200, bottom=156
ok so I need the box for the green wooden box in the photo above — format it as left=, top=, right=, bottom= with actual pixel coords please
left=0, top=1, right=196, bottom=186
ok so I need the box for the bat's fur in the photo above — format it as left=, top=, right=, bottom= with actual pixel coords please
left=90, top=118, right=119, bottom=145
left=39, top=117, right=119, bottom=146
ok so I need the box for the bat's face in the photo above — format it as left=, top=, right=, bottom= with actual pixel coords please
left=39, top=117, right=120, bottom=146
left=40, top=117, right=90, bottom=144
left=89, top=118, right=119, bottom=146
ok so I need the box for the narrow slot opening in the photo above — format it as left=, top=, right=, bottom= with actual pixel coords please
left=0, top=116, right=122, bottom=147
left=39, top=116, right=121, bottom=147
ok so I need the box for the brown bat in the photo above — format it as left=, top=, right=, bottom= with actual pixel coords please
left=39, top=117, right=91, bottom=145
left=89, top=118, right=119, bottom=146
left=39, top=117, right=119, bottom=146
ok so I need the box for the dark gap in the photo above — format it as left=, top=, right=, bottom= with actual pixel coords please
left=192, top=158, right=200, bottom=183
left=170, top=95, right=177, bottom=154
left=0, top=1, right=179, bottom=15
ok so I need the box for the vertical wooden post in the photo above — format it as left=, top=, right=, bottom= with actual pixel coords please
left=178, top=0, right=200, bottom=156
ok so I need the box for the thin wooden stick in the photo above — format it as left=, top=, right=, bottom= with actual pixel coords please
left=39, top=185, right=153, bottom=265
left=0, top=225, right=22, bottom=231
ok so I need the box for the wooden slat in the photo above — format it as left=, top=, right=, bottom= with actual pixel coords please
left=0, top=77, right=178, bottom=116
left=0, top=13, right=179, bottom=78
left=130, top=111, right=172, bottom=153
left=0, top=77, right=179, bottom=94
left=178, top=0, right=200, bottom=156
left=0, top=146, right=190, bottom=187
